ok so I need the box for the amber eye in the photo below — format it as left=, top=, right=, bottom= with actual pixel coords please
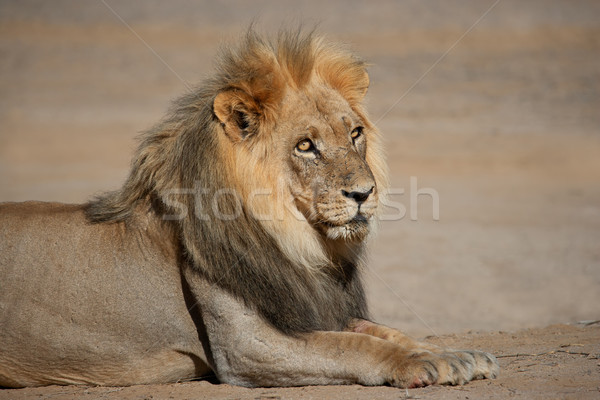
left=351, top=127, right=363, bottom=141
left=296, top=139, right=314, bottom=152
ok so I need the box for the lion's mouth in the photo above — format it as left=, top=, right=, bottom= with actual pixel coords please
left=321, top=213, right=368, bottom=228
left=318, top=214, right=371, bottom=241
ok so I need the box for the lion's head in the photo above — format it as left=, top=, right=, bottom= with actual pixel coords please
left=86, top=30, right=387, bottom=333
left=209, top=31, right=387, bottom=265
left=215, top=75, right=380, bottom=242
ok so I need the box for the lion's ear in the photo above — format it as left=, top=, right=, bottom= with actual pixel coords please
left=343, top=68, right=370, bottom=103
left=321, top=64, right=370, bottom=105
left=213, top=90, right=260, bottom=142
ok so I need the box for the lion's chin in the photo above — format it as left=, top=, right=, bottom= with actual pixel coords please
left=321, top=218, right=370, bottom=242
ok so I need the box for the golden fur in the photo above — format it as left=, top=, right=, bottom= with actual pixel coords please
left=88, top=30, right=386, bottom=262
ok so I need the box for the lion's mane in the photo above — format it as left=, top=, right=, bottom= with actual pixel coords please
left=86, top=30, right=387, bottom=334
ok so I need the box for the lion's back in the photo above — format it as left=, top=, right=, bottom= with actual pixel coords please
left=1, top=201, right=86, bottom=269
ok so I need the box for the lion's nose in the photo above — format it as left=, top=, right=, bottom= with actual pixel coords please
left=342, top=186, right=374, bottom=205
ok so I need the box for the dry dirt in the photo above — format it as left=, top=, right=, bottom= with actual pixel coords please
left=1, top=1, right=599, bottom=399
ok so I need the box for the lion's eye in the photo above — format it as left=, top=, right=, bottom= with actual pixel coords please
left=296, top=139, right=314, bottom=153
left=350, top=127, right=363, bottom=141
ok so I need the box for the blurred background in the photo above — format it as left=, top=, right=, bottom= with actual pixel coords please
left=1, top=0, right=598, bottom=336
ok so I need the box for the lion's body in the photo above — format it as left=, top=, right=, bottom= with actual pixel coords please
left=0, top=31, right=498, bottom=389
left=0, top=202, right=210, bottom=386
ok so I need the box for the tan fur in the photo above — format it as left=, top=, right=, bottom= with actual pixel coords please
left=0, top=30, right=498, bottom=388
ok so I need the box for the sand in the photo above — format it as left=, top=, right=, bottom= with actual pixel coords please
left=1, top=0, right=599, bottom=398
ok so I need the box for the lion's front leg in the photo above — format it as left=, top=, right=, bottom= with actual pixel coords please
left=347, top=319, right=499, bottom=383
left=185, top=271, right=497, bottom=388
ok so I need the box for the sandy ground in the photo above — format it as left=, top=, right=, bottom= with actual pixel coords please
left=2, top=324, right=599, bottom=400
left=1, top=0, right=599, bottom=398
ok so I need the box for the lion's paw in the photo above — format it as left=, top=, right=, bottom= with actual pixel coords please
left=389, top=355, right=439, bottom=388
left=390, top=350, right=499, bottom=388
left=452, top=349, right=499, bottom=380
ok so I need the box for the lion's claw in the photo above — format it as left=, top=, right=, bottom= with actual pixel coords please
left=391, top=349, right=499, bottom=388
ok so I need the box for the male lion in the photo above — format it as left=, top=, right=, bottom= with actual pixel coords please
left=0, top=31, right=499, bottom=389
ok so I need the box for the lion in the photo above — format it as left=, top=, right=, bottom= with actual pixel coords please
left=0, top=30, right=499, bottom=389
